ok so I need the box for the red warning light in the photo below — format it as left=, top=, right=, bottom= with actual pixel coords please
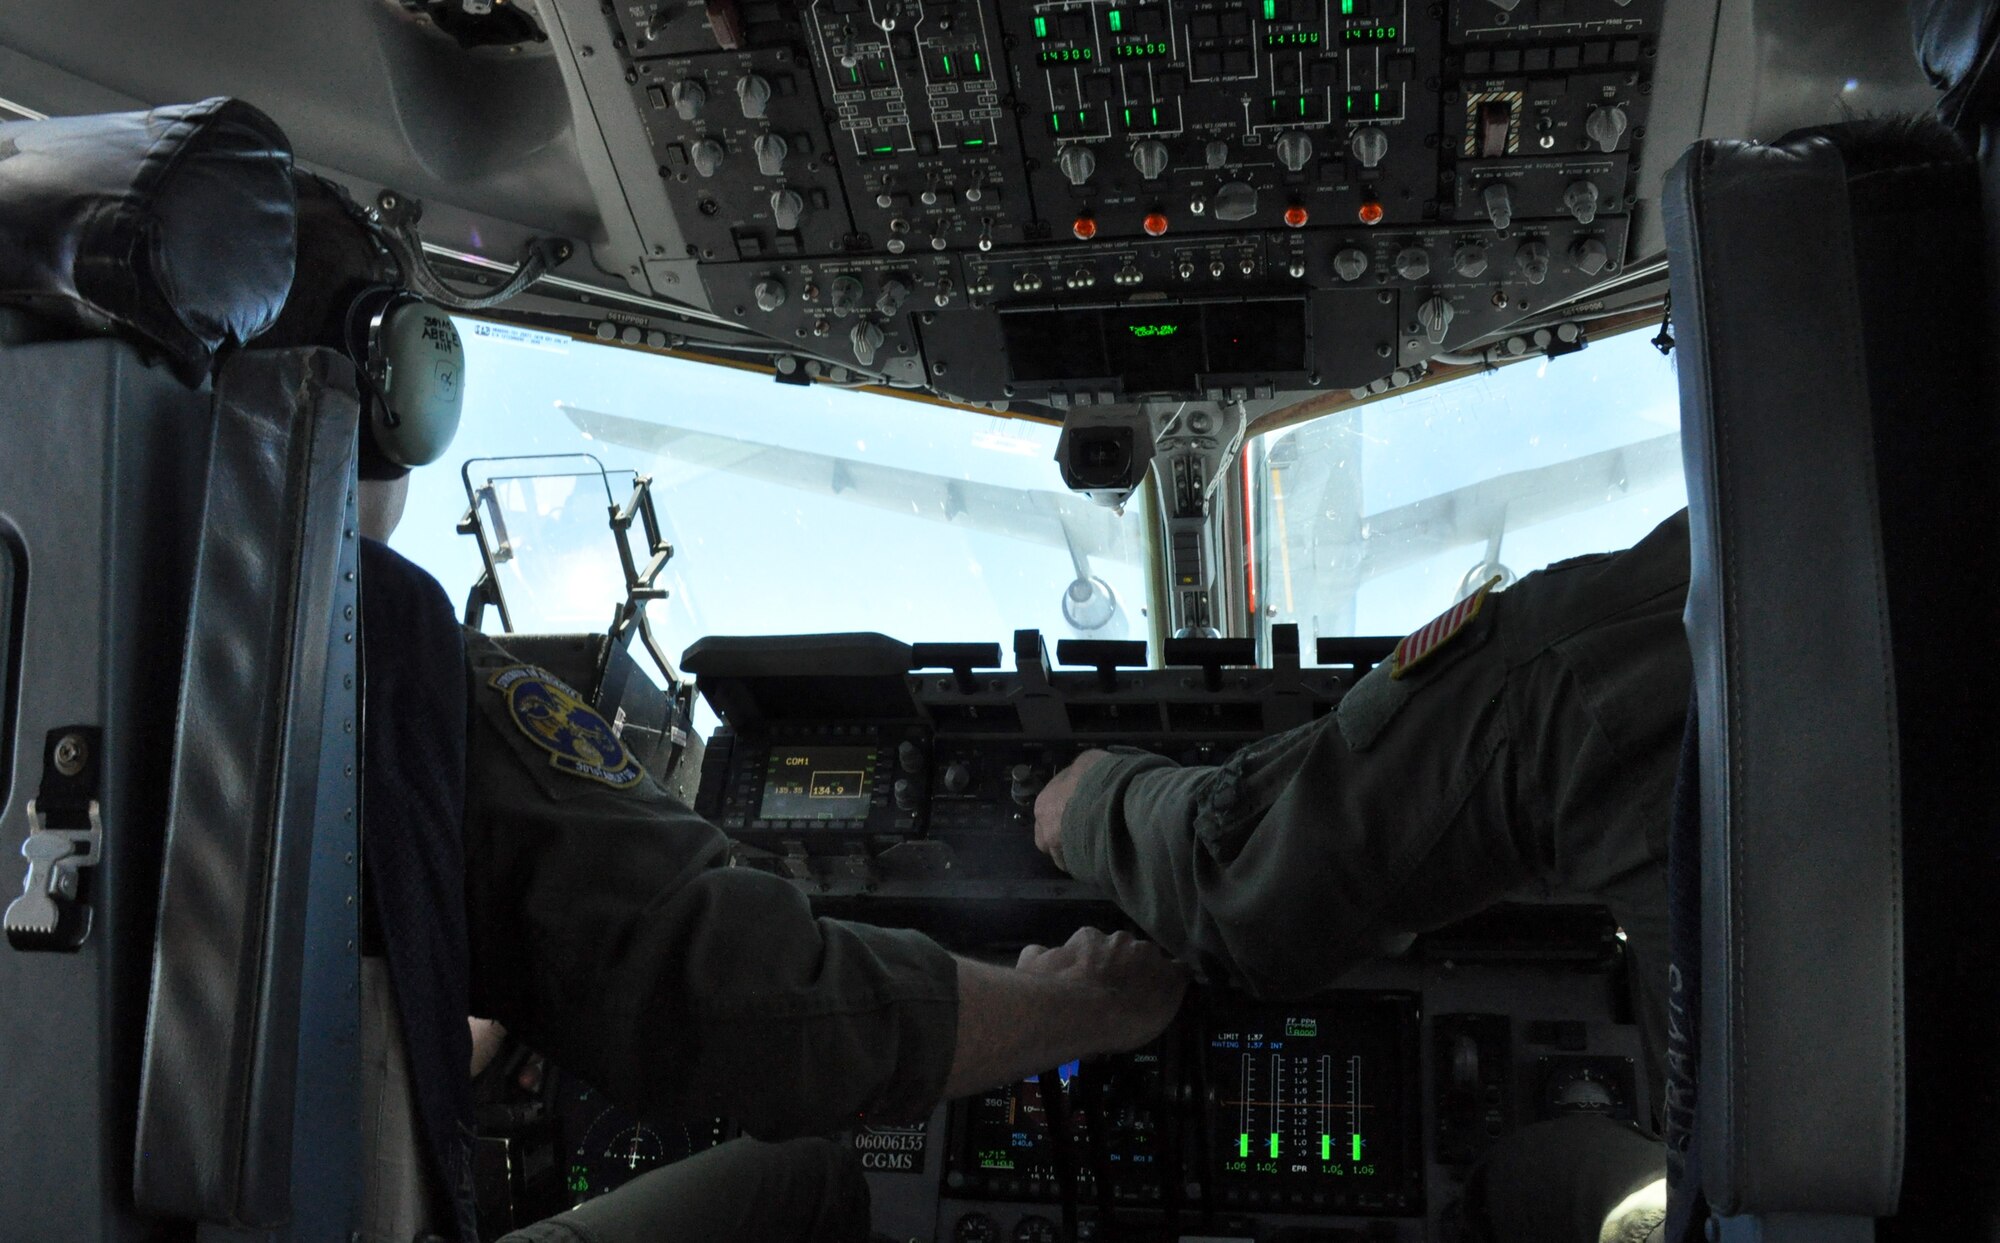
left=1357, top=200, right=1385, bottom=226
left=1283, top=204, right=1310, bottom=228
left=1073, top=215, right=1098, bottom=240
left=1142, top=211, right=1170, bottom=237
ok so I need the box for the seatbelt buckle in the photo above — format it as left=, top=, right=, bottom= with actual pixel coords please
left=5, top=726, right=104, bottom=952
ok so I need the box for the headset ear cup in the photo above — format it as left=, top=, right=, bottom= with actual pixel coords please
left=365, top=295, right=464, bottom=467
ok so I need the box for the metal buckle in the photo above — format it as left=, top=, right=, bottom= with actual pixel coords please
left=5, top=797, right=103, bottom=950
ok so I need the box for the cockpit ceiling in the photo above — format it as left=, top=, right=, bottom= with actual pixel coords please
left=0, top=0, right=1939, bottom=417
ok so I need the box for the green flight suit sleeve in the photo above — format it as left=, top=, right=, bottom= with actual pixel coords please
left=460, top=634, right=959, bottom=1140
left=1058, top=509, right=1691, bottom=1097
left=1055, top=708, right=1454, bottom=1000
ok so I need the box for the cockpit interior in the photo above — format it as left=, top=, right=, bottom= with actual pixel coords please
left=1, top=1, right=1997, bottom=1241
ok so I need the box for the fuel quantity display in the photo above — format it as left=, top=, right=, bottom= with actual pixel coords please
left=1203, top=993, right=1422, bottom=1214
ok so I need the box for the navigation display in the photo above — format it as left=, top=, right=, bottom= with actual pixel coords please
left=1203, top=993, right=1422, bottom=1213
left=758, top=746, right=877, bottom=820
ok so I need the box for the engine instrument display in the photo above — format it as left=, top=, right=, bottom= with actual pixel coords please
left=758, top=746, right=878, bottom=821
left=1203, top=993, right=1422, bottom=1214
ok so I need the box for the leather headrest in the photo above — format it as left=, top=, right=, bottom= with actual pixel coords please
left=0, top=98, right=296, bottom=385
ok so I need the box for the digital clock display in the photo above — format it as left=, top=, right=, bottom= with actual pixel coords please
left=1038, top=45, right=1095, bottom=63
left=1114, top=40, right=1171, bottom=58
left=1266, top=29, right=1323, bottom=45
left=1341, top=23, right=1399, bottom=41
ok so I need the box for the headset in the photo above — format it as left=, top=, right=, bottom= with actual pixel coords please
left=343, top=285, right=465, bottom=477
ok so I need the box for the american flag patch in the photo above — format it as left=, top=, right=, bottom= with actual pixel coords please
left=1390, top=576, right=1501, bottom=679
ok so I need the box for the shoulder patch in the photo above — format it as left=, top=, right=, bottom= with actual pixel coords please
left=488, top=665, right=645, bottom=790
left=1391, top=576, right=1500, bottom=679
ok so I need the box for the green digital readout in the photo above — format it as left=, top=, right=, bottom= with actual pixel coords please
left=1039, top=45, right=1095, bottom=63
left=1285, top=1018, right=1319, bottom=1037
left=1128, top=323, right=1180, bottom=338
left=1114, top=40, right=1171, bottom=57
left=1265, top=29, right=1322, bottom=45
left=1341, top=24, right=1398, bottom=41
left=1343, top=88, right=1389, bottom=116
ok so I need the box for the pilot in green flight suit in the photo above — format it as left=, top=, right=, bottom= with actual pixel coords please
left=461, top=633, right=1190, bottom=1243
left=358, top=474, right=1189, bottom=1243
left=1035, top=508, right=1692, bottom=1243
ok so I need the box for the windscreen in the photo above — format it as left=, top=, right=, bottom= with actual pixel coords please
left=390, top=319, right=1154, bottom=669
left=1249, top=325, right=1686, bottom=646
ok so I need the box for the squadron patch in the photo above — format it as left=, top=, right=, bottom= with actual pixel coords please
left=1390, top=576, right=1501, bottom=679
left=489, top=665, right=644, bottom=789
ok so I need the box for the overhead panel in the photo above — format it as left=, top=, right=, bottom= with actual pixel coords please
left=590, top=0, right=1662, bottom=401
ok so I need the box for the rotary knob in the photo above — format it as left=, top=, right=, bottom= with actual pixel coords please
left=1515, top=239, right=1550, bottom=285
left=1571, top=236, right=1611, bottom=275
left=1394, top=246, right=1431, bottom=281
left=1130, top=139, right=1170, bottom=181
left=1332, top=247, right=1369, bottom=282
left=1417, top=294, right=1455, bottom=345
left=942, top=761, right=973, bottom=794
left=1009, top=764, right=1044, bottom=807
left=1349, top=126, right=1388, bottom=169
left=829, top=274, right=864, bottom=316
left=690, top=138, right=725, bottom=178
left=1274, top=130, right=1313, bottom=173
left=1057, top=144, right=1097, bottom=187
left=874, top=278, right=910, bottom=317
left=1563, top=179, right=1600, bottom=225
left=1213, top=180, right=1258, bottom=222
left=670, top=78, right=707, bottom=121
left=753, top=278, right=787, bottom=312
left=1204, top=139, right=1230, bottom=169
left=898, top=740, right=926, bottom=774
left=770, top=188, right=805, bottom=231
left=893, top=777, right=922, bottom=813
left=1585, top=104, right=1628, bottom=153
left=850, top=320, right=885, bottom=367
left=1482, top=182, right=1514, bottom=231
left=754, top=132, right=789, bottom=177
left=737, top=73, right=773, bottom=118
left=1453, top=243, right=1489, bottom=278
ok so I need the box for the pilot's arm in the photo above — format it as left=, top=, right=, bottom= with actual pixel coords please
left=462, top=630, right=1183, bottom=1141
left=1034, top=510, right=1691, bottom=1057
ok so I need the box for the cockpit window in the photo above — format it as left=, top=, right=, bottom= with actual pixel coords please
left=1249, top=326, right=1685, bottom=647
left=390, top=319, right=1154, bottom=666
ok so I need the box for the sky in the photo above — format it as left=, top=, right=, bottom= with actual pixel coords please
left=391, top=321, right=1150, bottom=669
left=1254, top=325, right=1685, bottom=640
left=390, top=319, right=1685, bottom=673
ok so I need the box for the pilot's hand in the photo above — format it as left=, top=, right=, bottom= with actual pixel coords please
left=1033, top=749, right=1112, bottom=872
left=1015, top=926, right=1188, bottom=1051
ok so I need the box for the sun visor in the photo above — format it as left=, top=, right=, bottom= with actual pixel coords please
left=0, top=98, right=296, bottom=385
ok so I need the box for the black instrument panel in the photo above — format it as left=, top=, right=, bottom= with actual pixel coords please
left=594, top=0, right=1663, bottom=402
left=658, top=630, right=1653, bottom=1239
